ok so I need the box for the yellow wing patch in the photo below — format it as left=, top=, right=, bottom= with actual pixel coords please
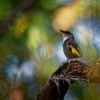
left=70, top=45, right=80, bottom=57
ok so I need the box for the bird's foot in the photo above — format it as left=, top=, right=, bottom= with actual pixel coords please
left=67, top=57, right=89, bottom=65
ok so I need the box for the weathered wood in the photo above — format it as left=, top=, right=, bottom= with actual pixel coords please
left=37, top=59, right=100, bottom=100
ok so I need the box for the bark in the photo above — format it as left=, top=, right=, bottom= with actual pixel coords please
left=37, top=58, right=100, bottom=100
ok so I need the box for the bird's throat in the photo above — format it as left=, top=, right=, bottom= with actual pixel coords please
left=63, top=36, right=69, bottom=42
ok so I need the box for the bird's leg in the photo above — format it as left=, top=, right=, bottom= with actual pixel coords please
left=67, top=57, right=89, bottom=65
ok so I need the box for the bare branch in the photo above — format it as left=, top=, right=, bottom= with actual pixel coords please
left=37, top=58, right=100, bottom=100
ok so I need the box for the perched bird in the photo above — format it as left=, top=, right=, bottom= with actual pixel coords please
left=60, top=30, right=82, bottom=59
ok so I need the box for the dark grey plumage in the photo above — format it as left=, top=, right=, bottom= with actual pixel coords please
left=60, top=30, right=82, bottom=59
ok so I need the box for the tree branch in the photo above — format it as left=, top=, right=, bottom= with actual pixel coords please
left=37, top=58, right=100, bottom=100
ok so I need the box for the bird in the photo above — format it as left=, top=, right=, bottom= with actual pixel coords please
left=60, top=30, right=82, bottom=59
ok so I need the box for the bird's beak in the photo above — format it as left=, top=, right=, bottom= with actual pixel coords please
left=60, top=30, right=64, bottom=33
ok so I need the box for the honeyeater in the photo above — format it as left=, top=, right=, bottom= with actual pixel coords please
left=60, top=30, right=82, bottom=59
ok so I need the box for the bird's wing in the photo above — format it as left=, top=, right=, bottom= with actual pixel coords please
left=69, top=38, right=83, bottom=57
left=70, top=45, right=81, bottom=57
left=75, top=43, right=83, bottom=57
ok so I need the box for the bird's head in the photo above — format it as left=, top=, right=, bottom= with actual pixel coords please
left=60, top=30, right=74, bottom=42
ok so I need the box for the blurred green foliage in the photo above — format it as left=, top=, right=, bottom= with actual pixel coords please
left=0, top=0, right=100, bottom=100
